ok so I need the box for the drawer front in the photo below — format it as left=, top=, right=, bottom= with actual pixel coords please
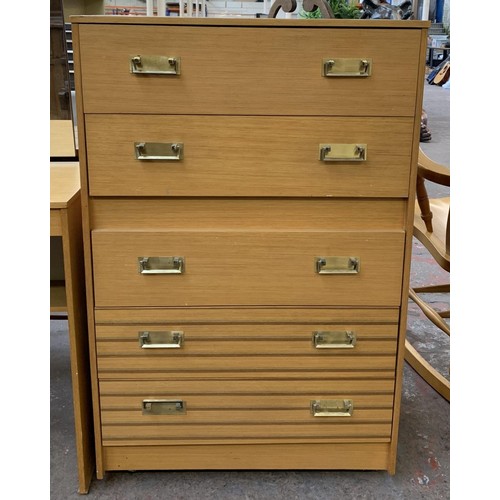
left=91, top=230, right=405, bottom=307
left=96, top=323, right=398, bottom=378
left=99, top=379, right=394, bottom=446
left=78, top=25, right=421, bottom=116
left=86, top=115, right=414, bottom=197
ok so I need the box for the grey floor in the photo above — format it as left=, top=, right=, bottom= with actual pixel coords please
left=51, top=83, right=450, bottom=499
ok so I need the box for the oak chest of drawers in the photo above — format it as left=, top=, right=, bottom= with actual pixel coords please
left=72, top=15, right=428, bottom=479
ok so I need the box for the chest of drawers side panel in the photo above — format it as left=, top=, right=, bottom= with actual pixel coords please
left=387, top=24, right=429, bottom=474
left=71, top=21, right=106, bottom=479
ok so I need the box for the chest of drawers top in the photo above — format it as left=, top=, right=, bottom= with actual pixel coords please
left=73, top=16, right=428, bottom=117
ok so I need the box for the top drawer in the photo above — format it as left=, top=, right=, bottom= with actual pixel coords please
left=77, top=25, right=422, bottom=116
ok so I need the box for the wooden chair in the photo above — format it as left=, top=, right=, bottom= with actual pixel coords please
left=405, top=148, right=450, bottom=401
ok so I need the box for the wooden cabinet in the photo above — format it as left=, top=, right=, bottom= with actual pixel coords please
left=72, top=16, right=428, bottom=479
left=50, top=162, right=94, bottom=493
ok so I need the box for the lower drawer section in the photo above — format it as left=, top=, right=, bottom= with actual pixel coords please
left=99, top=379, right=394, bottom=446
left=96, top=323, right=398, bottom=379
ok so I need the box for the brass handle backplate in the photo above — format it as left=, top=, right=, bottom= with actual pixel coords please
left=311, top=399, right=353, bottom=417
left=315, top=256, right=360, bottom=274
left=139, top=331, right=184, bottom=349
left=142, top=400, right=186, bottom=415
left=130, top=55, right=181, bottom=75
left=313, top=330, right=356, bottom=349
left=138, top=256, right=185, bottom=274
left=135, top=142, right=183, bottom=161
left=319, top=144, right=367, bottom=162
left=322, top=58, right=372, bottom=77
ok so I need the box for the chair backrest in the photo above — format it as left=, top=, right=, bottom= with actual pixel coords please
left=417, top=149, right=450, bottom=189
left=414, top=148, right=450, bottom=266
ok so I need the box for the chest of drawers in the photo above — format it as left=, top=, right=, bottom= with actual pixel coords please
left=72, top=15, right=428, bottom=479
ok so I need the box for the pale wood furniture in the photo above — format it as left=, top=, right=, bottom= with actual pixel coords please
left=50, top=162, right=94, bottom=493
left=50, top=119, right=77, bottom=159
left=71, top=15, right=429, bottom=478
left=405, top=148, right=450, bottom=401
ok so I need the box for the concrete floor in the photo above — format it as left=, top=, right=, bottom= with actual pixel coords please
left=50, top=83, right=450, bottom=499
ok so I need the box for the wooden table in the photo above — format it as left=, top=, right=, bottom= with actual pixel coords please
left=50, top=162, right=94, bottom=493
left=50, top=119, right=77, bottom=159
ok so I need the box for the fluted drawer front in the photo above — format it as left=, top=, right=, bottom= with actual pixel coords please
left=96, top=323, right=398, bottom=378
left=96, top=323, right=398, bottom=355
left=78, top=24, right=421, bottom=116
left=85, top=115, right=414, bottom=197
left=91, top=230, right=405, bottom=308
left=99, top=379, right=394, bottom=446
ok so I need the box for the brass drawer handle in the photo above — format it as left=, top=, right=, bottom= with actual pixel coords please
left=130, top=55, right=181, bottom=75
left=142, top=400, right=186, bottom=415
left=322, top=58, right=372, bottom=77
left=311, top=399, right=353, bottom=417
left=315, top=256, right=360, bottom=274
left=138, top=256, right=185, bottom=274
left=319, top=144, right=367, bottom=162
left=139, top=331, right=184, bottom=349
left=313, top=330, right=356, bottom=349
left=135, top=142, right=184, bottom=161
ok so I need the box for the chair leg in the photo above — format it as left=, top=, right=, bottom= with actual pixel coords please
left=409, top=288, right=450, bottom=336
left=412, top=284, right=450, bottom=294
left=405, top=340, right=450, bottom=401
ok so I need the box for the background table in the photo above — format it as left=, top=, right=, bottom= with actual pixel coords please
left=50, top=162, right=94, bottom=493
left=50, top=119, right=77, bottom=159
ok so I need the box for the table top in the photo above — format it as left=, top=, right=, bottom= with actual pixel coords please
left=50, top=120, right=76, bottom=158
left=50, top=162, right=80, bottom=209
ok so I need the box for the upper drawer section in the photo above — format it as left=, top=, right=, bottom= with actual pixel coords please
left=77, top=25, right=421, bottom=116
left=85, top=115, right=413, bottom=197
